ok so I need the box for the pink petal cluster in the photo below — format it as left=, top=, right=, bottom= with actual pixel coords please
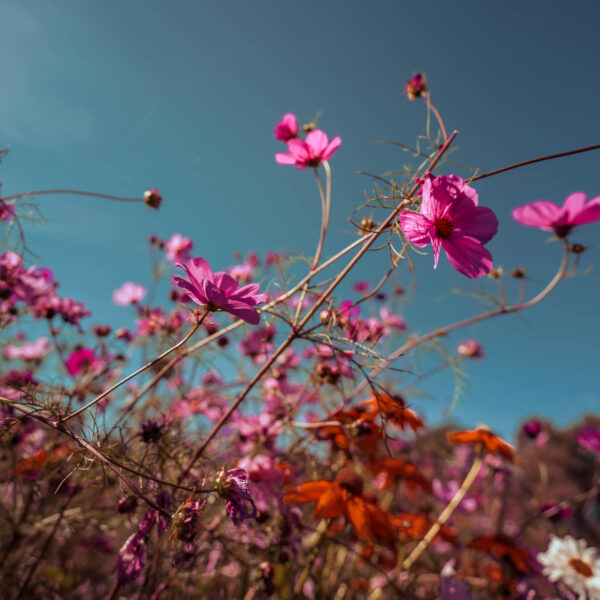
left=173, top=257, right=266, bottom=325
left=4, top=337, right=50, bottom=360
left=512, top=192, right=600, bottom=238
left=275, top=129, right=341, bottom=169
left=165, top=233, right=194, bottom=264
left=112, top=282, right=146, bottom=306
left=399, top=175, right=499, bottom=278
left=273, top=113, right=299, bottom=142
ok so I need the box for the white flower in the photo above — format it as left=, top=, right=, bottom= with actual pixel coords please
left=538, top=535, right=600, bottom=600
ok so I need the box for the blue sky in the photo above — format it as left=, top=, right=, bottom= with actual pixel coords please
left=1, top=1, right=599, bottom=437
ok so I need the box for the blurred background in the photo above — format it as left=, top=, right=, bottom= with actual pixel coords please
left=1, top=0, right=599, bottom=437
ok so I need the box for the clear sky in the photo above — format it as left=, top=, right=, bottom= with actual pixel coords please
left=1, top=1, right=599, bottom=437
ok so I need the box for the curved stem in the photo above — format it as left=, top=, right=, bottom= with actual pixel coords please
left=62, top=315, right=205, bottom=424
left=424, top=92, right=448, bottom=143
left=353, top=243, right=569, bottom=398
left=2, top=189, right=142, bottom=203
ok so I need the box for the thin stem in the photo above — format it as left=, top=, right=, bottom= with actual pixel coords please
left=424, top=92, right=448, bottom=143
left=402, top=453, right=483, bottom=570
left=2, top=189, right=143, bottom=203
left=469, top=143, right=600, bottom=183
left=63, top=315, right=205, bottom=423
left=177, top=132, right=458, bottom=481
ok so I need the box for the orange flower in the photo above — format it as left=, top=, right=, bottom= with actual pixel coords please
left=363, top=393, right=425, bottom=433
left=283, top=468, right=396, bottom=547
left=447, top=427, right=516, bottom=462
left=316, top=407, right=381, bottom=456
left=390, top=512, right=456, bottom=543
left=370, top=457, right=432, bottom=494
left=469, top=535, right=530, bottom=573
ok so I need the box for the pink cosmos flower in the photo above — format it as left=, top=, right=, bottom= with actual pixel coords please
left=275, top=129, right=342, bottom=169
left=4, top=337, right=50, bottom=360
left=512, top=192, right=600, bottom=238
left=173, top=257, right=266, bottom=325
left=112, top=282, right=146, bottom=306
left=399, top=175, right=499, bottom=278
left=65, top=347, right=100, bottom=377
left=274, top=113, right=299, bottom=142
left=165, top=233, right=194, bottom=264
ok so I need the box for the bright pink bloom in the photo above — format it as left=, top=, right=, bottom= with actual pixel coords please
left=399, top=175, right=498, bottom=278
left=112, top=282, right=146, bottom=306
left=173, top=257, right=266, bottom=325
left=274, top=113, right=299, bottom=142
left=275, top=129, right=341, bottom=169
left=165, top=233, right=194, bottom=264
left=457, top=339, right=484, bottom=359
left=65, top=347, right=100, bottom=377
left=512, top=192, right=600, bottom=238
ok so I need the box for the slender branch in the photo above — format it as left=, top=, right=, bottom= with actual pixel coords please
left=2, top=189, right=143, bottom=203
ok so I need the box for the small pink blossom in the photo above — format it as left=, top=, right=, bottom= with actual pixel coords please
left=112, top=282, right=146, bottom=306
left=65, top=347, right=101, bottom=377
left=173, top=257, right=266, bottom=325
left=399, top=175, right=498, bottom=278
left=274, top=113, right=299, bottom=142
left=405, top=72, right=427, bottom=101
left=4, top=337, right=50, bottom=360
left=165, top=233, right=194, bottom=264
left=379, top=306, right=407, bottom=332
left=512, top=192, right=600, bottom=238
left=457, top=339, right=484, bottom=359
left=275, top=129, right=342, bottom=169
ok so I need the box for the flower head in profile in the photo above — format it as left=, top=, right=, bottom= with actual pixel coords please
left=143, top=188, right=162, bottom=210
left=173, top=257, right=266, bottom=325
left=216, top=468, right=258, bottom=526
left=274, top=113, right=299, bottom=142
left=275, top=129, right=341, bottom=169
left=512, top=192, right=600, bottom=238
left=538, top=535, right=600, bottom=600
left=399, top=175, right=499, bottom=278
left=112, top=282, right=146, bottom=306
left=448, top=426, right=516, bottom=463
left=405, top=72, right=427, bottom=101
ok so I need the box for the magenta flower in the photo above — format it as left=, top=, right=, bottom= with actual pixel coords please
left=399, top=175, right=499, bottom=278
left=274, top=113, right=299, bottom=142
left=577, top=426, right=600, bottom=455
left=165, top=233, right=194, bottom=264
left=172, top=257, right=266, bottom=325
left=0, top=201, right=15, bottom=222
left=512, top=192, right=600, bottom=238
left=65, top=347, right=99, bottom=377
left=275, top=129, right=342, bottom=169
left=112, top=282, right=146, bottom=306
left=216, top=468, right=258, bottom=526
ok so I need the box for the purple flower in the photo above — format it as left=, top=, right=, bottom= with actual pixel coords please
left=173, top=257, right=266, bottom=325
left=216, top=468, right=258, bottom=526
left=116, top=532, right=147, bottom=585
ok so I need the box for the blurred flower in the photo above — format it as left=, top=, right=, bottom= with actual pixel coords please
left=143, top=188, right=162, bottom=210
left=275, top=129, right=341, bottom=169
left=216, top=468, right=258, bottom=526
left=405, top=72, right=427, bottom=101
left=399, top=175, right=498, bottom=278
left=538, top=535, right=600, bottom=599
left=363, top=393, right=425, bottom=433
left=522, top=420, right=543, bottom=439
left=0, top=200, right=15, bottom=222
left=165, top=233, right=194, bottom=264
left=577, top=426, right=600, bottom=455
left=274, top=113, right=299, bottom=142
left=447, top=427, right=516, bottom=463
left=116, top=533, right=147, bottom=585
left=470, top=535, right=530, bottom=573
left=512, top=192, right=600, bottom=238
left=112, top=282, right=146, bottom=306
left=65, top=347, right=101, bottom=377
left=4, top=337, right=50, bottom=360
left=457, top=339, right=484, bottom=359
left=173, top=257, right=266, bottom=325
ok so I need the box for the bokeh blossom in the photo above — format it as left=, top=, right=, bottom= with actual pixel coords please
left=4, top=337, right=50, bottom=360
left=275, top=129, right=341, bottom=169
left=457, top=339, right=484, bottom=359
left=65, top=347, right=101, bottom=377
left=173, top=257, right=265, bottom=325
left=399, top=175, right=499, bottom=278
left=512, top=192, right=600, bottom=238
left=112, top=282, right=146, bottom=306
left=165, top=233, right=194, bottom=264
left=273, top=113, right=299, bottom=142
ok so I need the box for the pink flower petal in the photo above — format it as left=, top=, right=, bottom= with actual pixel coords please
left=305, top=130, right=329, bottom=156
left=399, top=211, right=432, bottom=247
left=452, top=205, right=499, bottom=244
left=511, top=201, right=561, bottom=230
left=322, top=136, right=342, bottom=160
left=442, top=236, right=493, bottom=279
left=275, top=152, right=297, bottom=165
left=570, top=195, right=600, bottom=226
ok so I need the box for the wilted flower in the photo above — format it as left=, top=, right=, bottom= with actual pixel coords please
left=405, top=72, right=427, bottom=101
left=173, top=257, right=266, bottom=325
left=143, top=188, right=162, bottom=209
left=116, top=532, right=147, bottom=585
left=538, top=535, right=600, bottom=600
left=216, top=468, right=258, bottom=526
left=399, top=175, right=499, bottom=278
left=275, top=129, right=342, bottom=169
left=112, top=282, right=146, bottom=306
left=512, top=192, right=600, bottom=238
left=274, top=113, right=299, bottom=142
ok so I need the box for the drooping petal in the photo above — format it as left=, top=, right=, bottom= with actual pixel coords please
left=570, top=195, right=600, bottom=225
left=283, top=481, right=335, bottom=504
left=322, top=136, right=342, bottom=160
left=171, top=276, right=207, bottom=305
left=235, top=283, right=265, bottom=305
left=222, top=300, right=261, bottom=325
left=313, top=485, right=345, bottom=518
left=511, top=201, right=561, bottom=230
left=442, top=236, right=493, bottom=279
left=286, top=138, right=311, bottom=163
left=399, top=211, right=433, bottom=247
left=275, top=152, right=298, bottom=165
left=451, top=205, right=499, bottom=244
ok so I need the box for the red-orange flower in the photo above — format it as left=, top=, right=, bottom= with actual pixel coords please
left=390, top=512, right=456, bottom=543
left=283, top=468, right=396, bottom=547
left=469, top=535, right=530, bottom=573
left=363, top=393, right=425, bottom=434
left=370, top=456, right=432, bottom=494
left=447, top=427, right=516, bottom=462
